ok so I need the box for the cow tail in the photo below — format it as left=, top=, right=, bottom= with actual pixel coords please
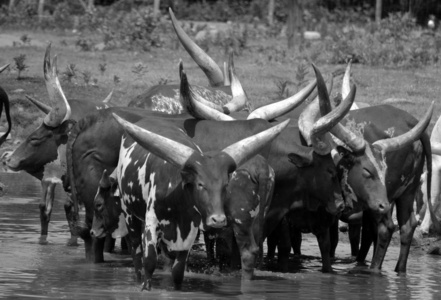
left=421, top=132, right=441, bottom=233
left=66, top=120, right=82, bottom=217
left=0, top=87, right=12, bottom=146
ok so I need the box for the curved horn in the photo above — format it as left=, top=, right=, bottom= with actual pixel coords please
left=113, top=113, right=196, bottom=167
left=102, top=89, right=114, bottom=103
left=0, top=63, right=10, bottom=74
left=25, top=95, right=51, bottom=114
left=342, top=60, right=352, bottom=99
left=223, top=53, right=251, bottom=114
left=169, top=8, right=224, bottom=87
left=99, top=169, right=111, bottom=189
left=314, top=64, right=366, bottom=153
left=222, top=119, right=290, bottom=167
left=372, top=101, right=434, bottom=153
left=248, top=79, right=317, bottom=121
left=223, top=62, right=230, bottom=86
left=43, top=44, right=71, bottom=127
left=180, top=71, right=235, bottom=121
left=299, top=65, right=351, bottom=155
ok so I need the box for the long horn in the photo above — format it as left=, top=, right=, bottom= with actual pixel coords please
left=314, top=64, right=366, bottom=153
left=0, top=63, right=10, bottom=74
left=43, top=44, right=71, bottom=127
left=248, top=79, right=317, bottom=121
left=432, top=141, right=441, bottom=156
left=180, top=71, right=235, bottom=121
left=299, top=65, right=353, bottom=155
left=102, top=89, right=114, bottom=103
left=223, top=62, right=230, bottom=86
left=223, top=53, right=251, bottom=114
left=25, top=95, right=51, bottom=114
left=113, top=113, right=196, bottom=167
left=169, top=8, right=224, bottom=87
left=342, top=60, right=352, bottom=99
left=372, top=101, right=434, bottom=153
left=222, top=119, right=290, bottom=167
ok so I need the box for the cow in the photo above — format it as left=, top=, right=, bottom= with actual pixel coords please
left=66, top=61, right=351, bottom=272
left=5, top=44, right=113, bottom=245
left=0, top=63, right=12, bottom=147
left=112, top=113, right=288, bottom=290
left=202, top=155, right=275, bottom=278
left=127, top=8, right=244, bottom=113
left=419, top=114, right=441, bottom=234
left=313, top=64, right=439, bottom=273
left=178, top=65, right=360, bottom=272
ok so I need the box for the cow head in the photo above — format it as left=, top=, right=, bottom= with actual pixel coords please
left=91, top=169, right=127, bottom=239
left=113, top=113, right=289, bottom=229
left=317, top=63, right=434, bottom=215
left=7, top=44, right=72, bottom=178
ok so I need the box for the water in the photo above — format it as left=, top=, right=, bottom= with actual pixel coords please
left=0, top=172, right=440, bottom=299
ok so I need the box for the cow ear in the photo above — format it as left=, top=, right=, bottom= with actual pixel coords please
left=58, top=119, right=76, bottom=135
left=288, top=153, right=312, bottom=168
left=336, top=145, right=355, bottom=165
left=181, top=167, right=196, bottom=186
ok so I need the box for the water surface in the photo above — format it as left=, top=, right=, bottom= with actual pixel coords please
left=0, top=172, right=440, bottom=299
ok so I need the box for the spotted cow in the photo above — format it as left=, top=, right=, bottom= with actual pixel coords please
left=5, top=45, right=115, bottom=246
left=112, top=114, right=288, bottom=290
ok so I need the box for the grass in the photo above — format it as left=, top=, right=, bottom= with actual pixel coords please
left=0, top=29, right=440, bottom=143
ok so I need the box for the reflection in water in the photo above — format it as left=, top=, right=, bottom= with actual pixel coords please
left=0, top=172, right=440, bottom=299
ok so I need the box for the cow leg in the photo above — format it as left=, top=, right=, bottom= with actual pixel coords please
left=316, top=229, right=332, bottom=273
left=370, top=211, right=395, bottom=272
left=203, top=230, right=216, bottom=265
left=233, top=222, right=259, bottom=280
left=348, top=222, right=361, bottom=257
left=276, top=216, right=291, bottom=272
left=394, top=195, right=418, bottom=273
left=104, top=235, right=116, bottom=253
left=141, top=218, right=159, bottom=291
left=63, top=195, right=79, bottom=247
left=329, top=218, right=339, bottom=258
left=39, top=180, right=55, bottom=245
left=171, top=250, right=190, bottom=290
left=290, top=226, right=302, bottom=256
left=93, top=237, right=106, bottom=263
left=356, top=211, right=375, bottom=265
left=266, top=230, right=277, bottom=260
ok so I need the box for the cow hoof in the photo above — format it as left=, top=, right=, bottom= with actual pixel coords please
left=38, top=236, right=49, bottom=245
left=66, top=237, right=79, bottom=247
left=141, top=280, right=152, bottom=291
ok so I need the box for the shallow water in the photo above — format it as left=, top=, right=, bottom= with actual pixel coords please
left=0, top=172, right=440, bottom=299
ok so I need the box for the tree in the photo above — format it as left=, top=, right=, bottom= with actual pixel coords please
left=38, top=0, right=45, bottom=23
left=268, top=0, right=275, bottom=26
left=287, top=0, right=303, bottom=49
left=375, top=0, right=382, bottom=24
left=153, top=0, right=161, bottom=20
left=8, top=0, right=17, bottom=13
left=78, top=0, right=95, bottom=14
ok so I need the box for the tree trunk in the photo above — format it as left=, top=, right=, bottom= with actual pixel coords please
left=8, top=0, right=17, bottom=13
left=38, top=0, right=45, bottom=23
left=268, top=0, right=275, bottom=26
left=287, top=0, right=303, bottom=49
left=375, top=0, right=382, bottom=25
left=154, top=0, right=161, bottom=20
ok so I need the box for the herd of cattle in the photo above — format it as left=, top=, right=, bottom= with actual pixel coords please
left=1, top=8, right=441, bottom=291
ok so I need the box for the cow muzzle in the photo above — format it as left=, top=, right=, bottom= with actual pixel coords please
left=371, top=200, right=390, bottom=215
left=206, top=214, right=227, bottom=228
left=327, top=193, right=346, bottom=215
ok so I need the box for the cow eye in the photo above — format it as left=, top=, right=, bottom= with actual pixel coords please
left=362, top=168, right=373, bottom=178
left=197, top=183, right=205, bottom=190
